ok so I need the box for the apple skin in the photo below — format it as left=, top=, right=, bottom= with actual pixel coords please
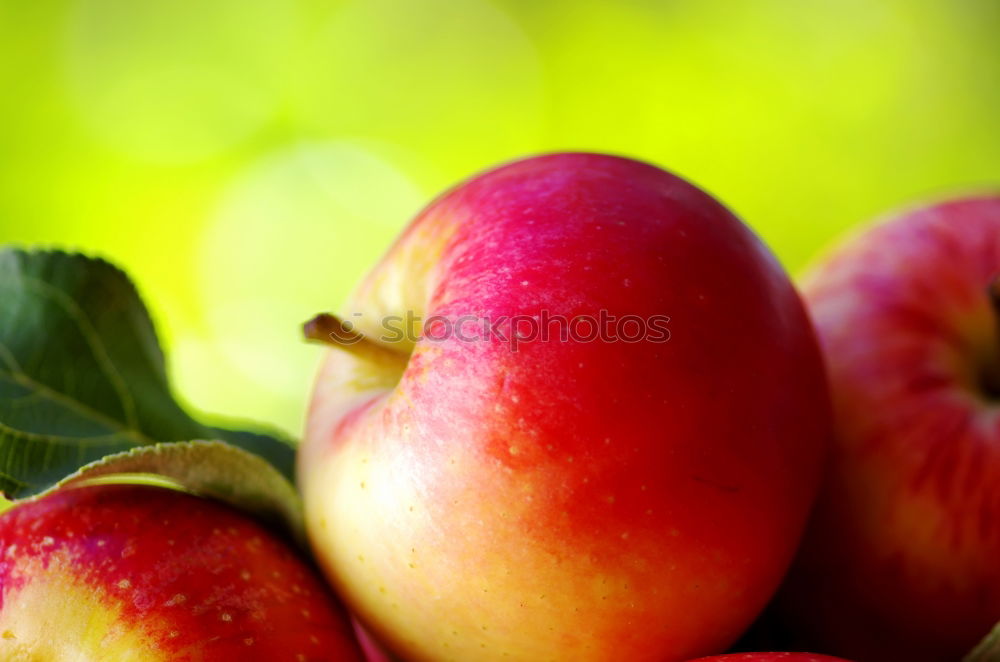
left=352, top=617, right=397, bottom=662
left=0, top=483, right=364, bottom=661
left=300, top=153, right=831, bottom=661
left=687, top=655, right=851, bottom=662
left=783, top=196, right=1000, bottom=661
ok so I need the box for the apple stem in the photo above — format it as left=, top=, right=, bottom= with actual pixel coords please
left=303, top=313, right=408, bottom=367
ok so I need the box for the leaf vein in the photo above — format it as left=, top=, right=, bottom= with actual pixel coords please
left=16, top=274, right=139, bottom=429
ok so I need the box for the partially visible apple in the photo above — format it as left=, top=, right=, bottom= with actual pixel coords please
left=299, top=153, right=831, bottom=661
left=783, top=195, right=1000, bottom=661
left=0, top=483, right=364, bottom=661
left=688, top=655, right=851, bottom=662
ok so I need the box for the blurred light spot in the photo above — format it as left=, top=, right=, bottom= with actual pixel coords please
left=180, top=141, right=424, bottom=434
left=64, top=0, right=297, bottom=163
left=298, top=0, right=544, bottom=173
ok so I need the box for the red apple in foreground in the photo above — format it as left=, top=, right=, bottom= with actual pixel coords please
left=783, top=196, right=1000, bottom=660
left=689, top=655, right=851, bottom=662
left=299, top=153, right=831, bottom=661
left=0, top=483, right=364, bottom=661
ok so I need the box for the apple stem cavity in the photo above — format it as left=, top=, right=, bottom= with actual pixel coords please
left=982, top=277, right=1000, bottom=399
left=303, top=313, right=409, bottom=369
left=990, top=275, right=1000, bottom=318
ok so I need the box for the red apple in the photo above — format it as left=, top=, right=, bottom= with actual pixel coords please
left=688, top=655, right=851, bottom=662
left=299, top=153, right=831, bottom=661
left=0, top=483, right=364, bottom=660
left=784, top=195, right=1000, bottom=661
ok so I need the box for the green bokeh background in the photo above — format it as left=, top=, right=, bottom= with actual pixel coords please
left=2, top=0, right=998, bottom=437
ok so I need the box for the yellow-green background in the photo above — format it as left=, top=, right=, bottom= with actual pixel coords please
left=2, top=0, right=998, bottom=438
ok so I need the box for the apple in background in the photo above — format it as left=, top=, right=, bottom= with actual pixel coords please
left=299, top=153, right=831, bottom=661
left=783, top=196, right=1000, bottom=661
left=0, top=483, right=364, bottom=661
left=688, top=655, right=851, bottom=662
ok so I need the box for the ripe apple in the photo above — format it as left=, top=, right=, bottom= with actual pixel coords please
left=688, top=655, right=851, bottom=662
left=0, top=483, right=364, bottom=661
left=299, top=152, right=831, bottom=661
left=784, top=195, right=1000, bottom=661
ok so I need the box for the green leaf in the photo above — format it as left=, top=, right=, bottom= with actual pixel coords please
left=966, top=621, right=1000, bottom=662
left=0, top=249, right=296, bottom=498
left=25, top=440, right=305, bottom=545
